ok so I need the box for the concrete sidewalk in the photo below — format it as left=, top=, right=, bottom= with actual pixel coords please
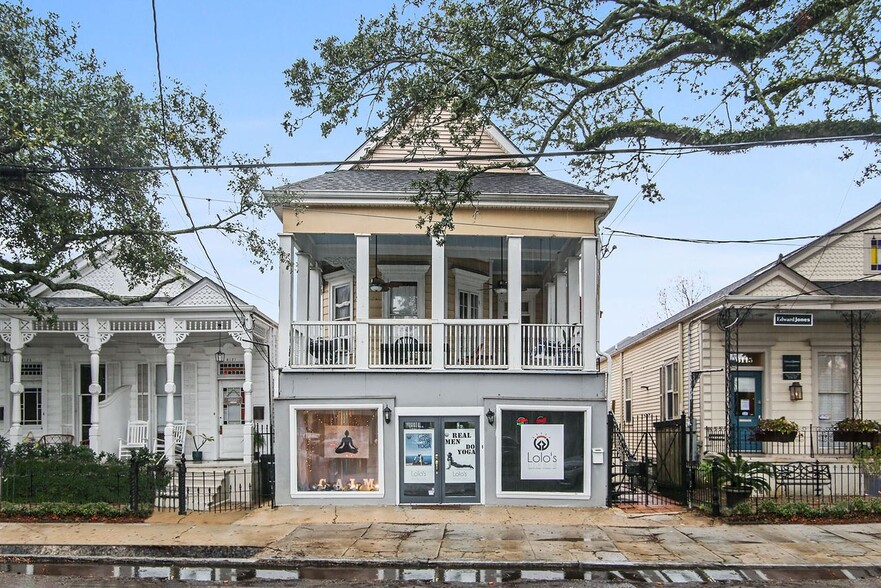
left=1, top=506, right=881, bottom=568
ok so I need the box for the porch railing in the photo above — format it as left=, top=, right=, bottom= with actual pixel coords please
left=288, top=319, right=588, bottom=371
left=444, top=320, right=508, bottom=368
left=522, top=323, right=583, bottom=369
left=368, top=320, right=432, bottom=368
left=290, top=321, right=355, bottom=367
left=704, top=425, right=859, bottom=457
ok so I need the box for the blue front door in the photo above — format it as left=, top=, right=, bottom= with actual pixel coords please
left=730, top=371, right=762, bottom=452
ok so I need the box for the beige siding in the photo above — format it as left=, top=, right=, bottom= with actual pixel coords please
left=359, top=123, right=525, bottom=173
left=749, top=276, right=806, bottom=297
left=792, top=213, right=881, bottom=281
left=610, top=325, right=682, bottom=421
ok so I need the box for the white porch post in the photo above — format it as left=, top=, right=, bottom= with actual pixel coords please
left=431, top=238, right=445, bottom=370
left=295, top=247, right=310, bottom=323
left=236, top=317, right=255, bottom=464
left=581, top=237, right=599, bottom=371
left=545, top=283, right=556, bottom=323
left=85, top=319, right=109, bottom=451
left=278, top=234, right=294, bottom=368
left=507, top=236, right=522, bottom=370
left=355, top=233, right=370, bottom=369
left=555, top=272, right=568, bottom=324
left=309, top=265, right=322, bottom=321
left=567, top=256, right=581, bottom=324
left=163, top=318, right=178, bottom=462
left=6, top=319, right=33, bottom=443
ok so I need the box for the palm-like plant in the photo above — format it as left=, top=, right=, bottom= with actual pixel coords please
left=714, top=453, right=772, bottom=493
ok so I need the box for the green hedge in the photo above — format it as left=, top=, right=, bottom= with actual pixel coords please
left=0, top=501, right=150, bottom=520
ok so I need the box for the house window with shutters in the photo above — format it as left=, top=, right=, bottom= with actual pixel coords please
left=817, top=352, right=851, bottom=428
left=661, top=361, right=680, bottom=420
left=137, top=364, right=149, bottom=422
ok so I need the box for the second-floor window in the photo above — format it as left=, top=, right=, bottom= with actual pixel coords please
left=661, top=361, right=680, bottom=420
left=623, top=376, right=632, bottom=423
left=389, top=283, right=418, bottom=318
left=458, top=290, right=480, bottom=319
left=333, top=283, right=352, bottom=321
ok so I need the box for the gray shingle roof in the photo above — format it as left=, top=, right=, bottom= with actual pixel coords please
left=814, top=281, right=881, bottom=296
left=280, top=169, right=605, bottom=197
left=44, top=297, right=171, bottom=308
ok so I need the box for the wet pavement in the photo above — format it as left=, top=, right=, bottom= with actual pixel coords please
left=1, top=505, right=881, bottom=570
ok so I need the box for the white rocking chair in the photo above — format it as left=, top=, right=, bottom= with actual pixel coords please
left=118, top=420, right=149, bottom=459
left=153, top=420, right=187, bottom=458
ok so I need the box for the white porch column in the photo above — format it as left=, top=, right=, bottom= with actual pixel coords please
left=295, top=248, right=310, bottom=323
left=5, top=319, right=33, bottom=443
left=545, top=282, right=556, bottom=323
left=431, top=238, right=445, bottom=369
left=309, top=265, right=322, bottom=321
left=567, top=256, right=581, bottom=324
left=278, top=234, right=294, bottom=368
left=555, top=272, right=568, bottom=324
left=581, top=237, right=599, bottom=371
left=162, top=318, right=178, bottom=462
left=234, top=317, right=255, bottom=464
left=507, top=236, right=522, bottom=370
left=76, top=319, right=111, bottom=451
left=355, top=233, right=370, bottom=369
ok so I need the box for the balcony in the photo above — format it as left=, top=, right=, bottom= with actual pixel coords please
left=280, top=233, right=598, bottom=372
left=290, top=321, right=585, bottom=370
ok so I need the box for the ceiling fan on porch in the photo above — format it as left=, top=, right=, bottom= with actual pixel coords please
left=369, top=234, right=408, bottom=293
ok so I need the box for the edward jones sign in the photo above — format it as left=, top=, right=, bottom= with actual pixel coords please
left=773, top=313, right=813, bottom=327
left=520, top=424, right=564, bottom=480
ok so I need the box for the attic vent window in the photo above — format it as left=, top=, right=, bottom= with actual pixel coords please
left=868, top=234, right=881, bottom=273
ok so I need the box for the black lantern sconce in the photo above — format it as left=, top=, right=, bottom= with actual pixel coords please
left=789, top=381, right=803, bottom=401
left=215, top=330, right=226, bottom=364
left=0, top=342, right=10, bottom=364
left=383, top=405, right=392, bottom=424
left=485, top=409, right=495, bottom=426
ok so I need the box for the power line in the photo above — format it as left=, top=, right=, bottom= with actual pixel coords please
left=8, top=133, right=878, bottom=176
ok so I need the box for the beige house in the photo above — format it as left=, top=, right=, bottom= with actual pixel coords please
left=604, top=202, right=881, bottom=455
left=268, top=116, right=617, bottom=506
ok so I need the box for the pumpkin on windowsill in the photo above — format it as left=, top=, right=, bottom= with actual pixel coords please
left=832, top=418, right=881, bottom=443
left=752, top=417, right=799, bottom=443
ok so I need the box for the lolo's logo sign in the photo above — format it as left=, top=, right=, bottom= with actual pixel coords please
left=533, top=434, right=550, bottom=451
left=520, top=424, right=564, bottom=481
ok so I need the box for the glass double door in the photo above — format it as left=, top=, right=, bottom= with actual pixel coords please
left=399, top=416, right=480, bottom=504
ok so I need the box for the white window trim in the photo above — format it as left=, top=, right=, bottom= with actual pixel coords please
left=325, top=269, right=353, bottom=322
left=289, top=403, right=385, bottom=499
left=663, top=361, right=680, bottom=420
left=623, top=375, right=633, bottom=424
left=494, top=404, right=592, bottom=500
left=379, top=264, right=429, bottom=319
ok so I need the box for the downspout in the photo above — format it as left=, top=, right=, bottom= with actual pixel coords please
left=601, top=351, right=613, bottom=414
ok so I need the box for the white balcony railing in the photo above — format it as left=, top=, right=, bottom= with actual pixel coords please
left=290, top=322, right=355, bottom=367
left=444, top=320, right=508, bottom=369
left=522, top=324, right=583, bottom=369
left=368, top=320, right=432, bottom=368
left=288, top=320, right=584, bottom=371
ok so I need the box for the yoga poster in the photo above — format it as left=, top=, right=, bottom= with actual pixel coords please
left=403, top=430, right=435, bottom=484
left=323, top=425, right=370, bottom=459
left=444, top=428, right=476, bottom=483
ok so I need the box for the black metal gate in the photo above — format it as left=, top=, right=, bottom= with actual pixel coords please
left=607, top=412, right=689, bottom=506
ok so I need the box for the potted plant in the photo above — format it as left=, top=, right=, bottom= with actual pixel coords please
left=753, top=417, right=799, bottom=443
left=710, top=453, right=773, bottom=507
left=187, top=430, right=213, bottom=463
left=855, top=446, right=881, bottom=497
left=832, top=418, right=881, bottom=443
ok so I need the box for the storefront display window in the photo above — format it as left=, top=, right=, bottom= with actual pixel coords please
left=499, top=408, right=586, bottom=494
left=294, top=407, right=381, bottom=493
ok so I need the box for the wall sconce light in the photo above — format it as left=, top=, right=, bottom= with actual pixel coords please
left=789, top=381, right=803, bottom=401
left=485, top=409, right=495, bottom=426
left=0, top=342, right=10, bottom=364
left=383, top=405, right=392, bottom=424
left=214, top=328, right=226, bottom=364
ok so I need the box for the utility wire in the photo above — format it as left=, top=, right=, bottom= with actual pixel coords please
left=5, top=133, right=877, bottom=176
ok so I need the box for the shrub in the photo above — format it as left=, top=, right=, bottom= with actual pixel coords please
left=755, top=417, right=800, bottom=435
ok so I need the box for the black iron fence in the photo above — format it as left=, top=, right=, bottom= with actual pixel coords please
left=690, top=457, right=880, bottom=514
left=1, top=425, right=275, bottom=515
left=704, top=425, right=861, bottom=457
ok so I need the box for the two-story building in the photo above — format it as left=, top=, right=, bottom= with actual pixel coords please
left=268, top=118, right=616, bottom=506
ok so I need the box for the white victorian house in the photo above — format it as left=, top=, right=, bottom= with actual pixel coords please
left=1, top=253, right=276, bottom=464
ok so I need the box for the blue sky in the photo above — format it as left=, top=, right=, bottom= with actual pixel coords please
left=25, top=1, right=880, bottom=347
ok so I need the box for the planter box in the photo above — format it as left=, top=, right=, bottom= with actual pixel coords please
left=833, top=431, right=880, bottom=443
left=754, top=431, right=797, bottom=443
left=724, top=486, right=753, bottom=508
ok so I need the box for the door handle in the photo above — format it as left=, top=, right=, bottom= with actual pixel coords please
left=219, top=425, right=223, bottom=435
left=435, top=453, right=439, bottom=475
